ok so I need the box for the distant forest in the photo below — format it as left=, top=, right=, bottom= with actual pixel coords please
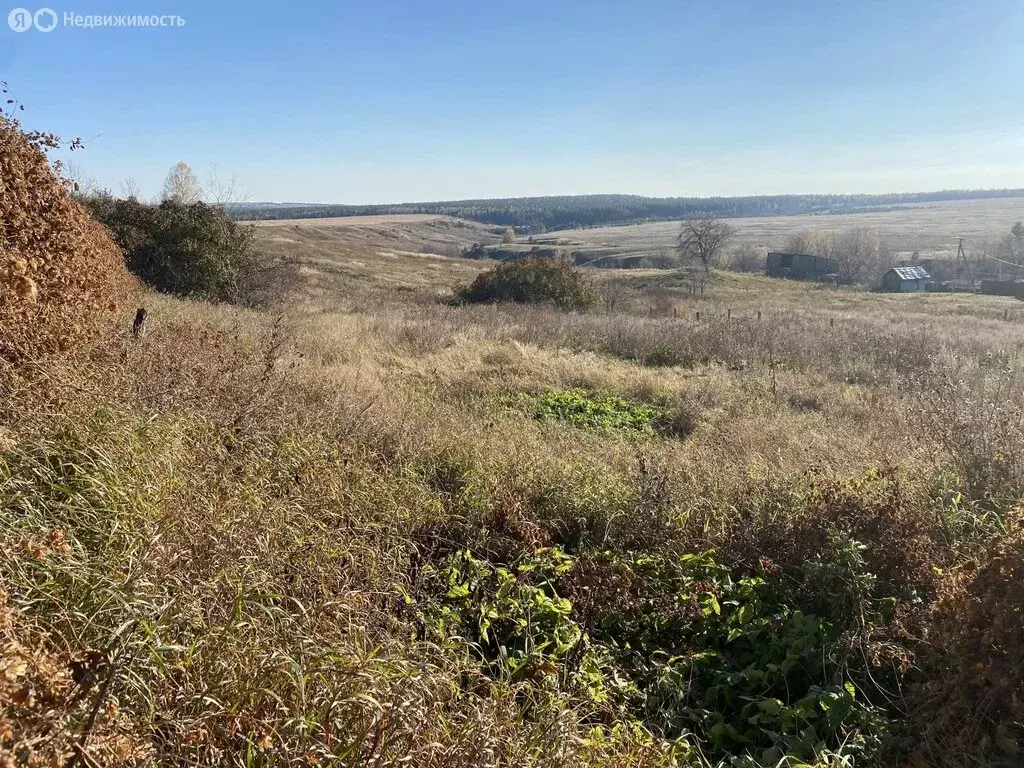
left=233, top=189, right=1024, bottom=233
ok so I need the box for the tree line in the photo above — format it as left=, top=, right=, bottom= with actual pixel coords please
left=234, top=189, right=1024, bottom=233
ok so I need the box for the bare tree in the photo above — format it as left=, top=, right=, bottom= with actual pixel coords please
left=784, top=229, right=833, bottom=259
left=833, top=227, right=892, bottom=285
left=63, top=160, right=99, bottom=196
left=729, top=243, right=766, bottom=273
left=206, top=162, right=250, bottom=214
left=160, top=161, right=203, bottom=204
left=677, top=217, right=734, bottom=272
left=120, top=176, right=141, bottom=200
left=784, top=227, right=891, bottom=285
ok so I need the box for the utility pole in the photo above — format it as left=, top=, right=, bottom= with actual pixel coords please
left=955, top=238, right=974, bottom=288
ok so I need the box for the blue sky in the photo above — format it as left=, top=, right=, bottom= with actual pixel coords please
left=2, top=0, right=1023, bottom=202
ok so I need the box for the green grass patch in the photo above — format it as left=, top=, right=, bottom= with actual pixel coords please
left=510, top=389, right=666, bottom=434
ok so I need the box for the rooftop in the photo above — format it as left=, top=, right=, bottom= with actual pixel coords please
left=890, top=266, right=931, bottom=281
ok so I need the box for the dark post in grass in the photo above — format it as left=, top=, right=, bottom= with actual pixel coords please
left=132, top=308, right=148, bottom=339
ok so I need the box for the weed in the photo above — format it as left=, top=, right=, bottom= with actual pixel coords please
left=510, top=389, right=665, bottom=434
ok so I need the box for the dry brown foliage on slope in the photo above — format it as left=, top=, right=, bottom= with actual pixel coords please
left=0, top=117, right=135, bottom=362
left=0, top=582, right=152, bottom=766
left=909, top=506, right=1024, bottom=766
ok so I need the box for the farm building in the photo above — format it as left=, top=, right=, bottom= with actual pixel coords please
left=881, top=266, right=930, bottom=292
left=981, top=279, right=1024, bottom=298
left=766, top=252, right=839, bottom=282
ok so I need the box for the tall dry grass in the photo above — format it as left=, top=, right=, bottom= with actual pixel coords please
left=2, top=247, right=1023, bottom=765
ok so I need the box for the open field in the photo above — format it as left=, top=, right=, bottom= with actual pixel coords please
left=4, top=220, right=1024, bottom=766
left=253, top=215, right=500, bottom=302
left=248, top=196, right=1024, bottom=277
left=254, top=213, right=498, bottom=257
left=256, top=213, right=464, bottom=227
left=540, top=196, right=1024, bottom=264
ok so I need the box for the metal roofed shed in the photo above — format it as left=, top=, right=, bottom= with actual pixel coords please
left=766, top=252, right=839, bottom=282
left=881, top=266, right=931, bottom=292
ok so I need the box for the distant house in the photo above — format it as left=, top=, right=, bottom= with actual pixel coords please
left=881, top=266, right=930, bottom=292
left=766, top=252, right=839, bottom=282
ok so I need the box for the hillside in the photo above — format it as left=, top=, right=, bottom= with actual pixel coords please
left=288, top=197, right=1024, bottom=271
left=7, top=1, right=1024, bottom=764
left=252, top=214, right=500, bottom=303
left=234, top=189, right=1024, bottom=233
left=540, top=196, right=1024, bottom=265
left=3, top=203, right=1024, bottom=766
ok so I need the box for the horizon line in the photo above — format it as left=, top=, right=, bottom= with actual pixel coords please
left=236, top=187, right=1024, bottom=209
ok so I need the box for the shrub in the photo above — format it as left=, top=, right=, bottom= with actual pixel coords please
left=908, top=508, right=1024, bottom=766
left=455, top=257, right=598, bottom=310
left=0, top=116, right=135, bottom=362
left=915, top=366, right=1024, bottom=506
left=729, top=244, right=766, bottom=273
left=83, top=194, right=261, bottom=303
left=568, top=550, right=890, bottom=763
left=461, top=242, right=488, bottom=259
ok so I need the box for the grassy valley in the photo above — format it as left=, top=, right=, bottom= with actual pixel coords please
left=3, top=206, right=1024, bottom=765
left=5, top=4, right=1023, bottom=763
left=261, top=197, right=1024, bottom=274
left=234, top=190, right=1024, bottom=234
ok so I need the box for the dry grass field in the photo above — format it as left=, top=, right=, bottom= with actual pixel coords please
left=254, top=215, right=499, bottom=303
left=3, top=213, right=1024, bottom=766
left=539, top=196, right=1024, bottom=264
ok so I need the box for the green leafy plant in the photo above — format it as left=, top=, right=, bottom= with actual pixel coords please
left=418, top=546, right=889, bottom=765
left=511, top=389, right=665, bottom=434
left=416, top=548, right=627, bottom=710
left=565, top=550, right=890, bottom=764
left=420, top=548, right=577, bottom=666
